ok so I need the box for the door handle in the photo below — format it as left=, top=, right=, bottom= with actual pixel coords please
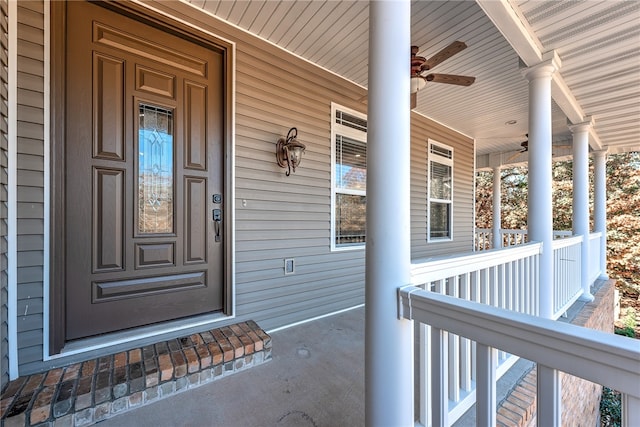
left=213, top=209, right=222, bottom=242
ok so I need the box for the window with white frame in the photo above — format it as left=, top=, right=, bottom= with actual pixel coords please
left=427, top=140, right=453, bottom=241
left=331, top=103, right=367, bottom=250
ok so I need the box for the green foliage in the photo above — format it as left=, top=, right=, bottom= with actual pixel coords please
left=600, top=387, right=621, bottom=427
left=614, top=326, right=635, bottom=338
left=614, top=307, right=637, bottom=338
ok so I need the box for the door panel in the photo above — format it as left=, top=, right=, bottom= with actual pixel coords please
left=184, top=82, right=208, bottom=170
left=64, top=1, right=225, bottom=341
left=136, top=243, right=175, bottom=268
left=92, top=168, right=125, bottom=272
left=184, top=177, right=208, bottom=264
left=93, top=53, right=125, bottom=161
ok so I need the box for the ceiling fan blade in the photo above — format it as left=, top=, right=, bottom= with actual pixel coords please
left=426, top=73, right=475, bottom=86
left=411, top=92, right=417, bottom=109
left=507, top=150, right=525, bottom=163
left=422, top=41, right=467, bottom=71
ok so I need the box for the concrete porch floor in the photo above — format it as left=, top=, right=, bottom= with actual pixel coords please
left=2, top=281, right=612, bottom=426
left=92, top=305, right=537, bottom=427
left=3, top=303, right=545, bottom=427
left=97, top=307, right=366, bottom=427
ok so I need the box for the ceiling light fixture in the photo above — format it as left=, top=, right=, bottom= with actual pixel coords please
left=410, top=75, right=427, bottom=94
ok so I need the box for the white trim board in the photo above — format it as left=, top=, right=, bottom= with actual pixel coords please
left=42, top=0, right=52, bottom=367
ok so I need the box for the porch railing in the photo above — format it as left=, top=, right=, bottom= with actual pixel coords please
left=476, top=230, right=603, bottom=318
left=475, top=228, right=572, bottom=251
left=552, top=235, right=583, bottom=319
left=399, top=286, right=640, bottom=427
left=589, top=231, right=603, bottom=283
left=410, top=243, right=542, bottom=424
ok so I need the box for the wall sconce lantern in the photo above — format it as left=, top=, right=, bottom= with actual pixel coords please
left=276, top=127, right=306, bottom=176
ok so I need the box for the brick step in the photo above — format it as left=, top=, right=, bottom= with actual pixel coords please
left=1, top=321, right=271, bottom=427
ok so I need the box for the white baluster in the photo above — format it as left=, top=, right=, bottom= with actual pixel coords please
left=419, top=323, right=431, bottom=427
left=537, top=365, right=561, bottom=426
left=622, top=394, right=640, bottom=427
left=460, top=273, right=472, bottom=392
left=476, top=344, right=497, bottom=427
left=432, top=327, right=448, bottom=427
left=449, top=277, right=460, bottom=403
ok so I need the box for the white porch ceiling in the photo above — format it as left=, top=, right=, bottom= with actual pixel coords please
left=186, top=0, right=640, bottom=161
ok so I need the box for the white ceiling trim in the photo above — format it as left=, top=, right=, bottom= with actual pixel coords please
left=476, top=0, right=602, bottom=150
left=476, top=0, right=542, bottom=63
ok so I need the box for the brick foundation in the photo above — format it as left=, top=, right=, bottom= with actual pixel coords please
left=496, top=279, right=615, bottom=427
left=560, top=279, right=615, bottom=426
left=0, top=321, right=271, bottom=427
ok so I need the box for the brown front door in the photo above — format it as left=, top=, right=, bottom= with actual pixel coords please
left=64, top=1, right=226, bottom=340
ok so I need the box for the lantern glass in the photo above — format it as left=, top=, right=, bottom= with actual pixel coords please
left=411, top=75, right=426, bottom=93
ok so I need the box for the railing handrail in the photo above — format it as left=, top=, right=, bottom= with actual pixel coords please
left=551, top=234, right=583, bottom=250
left=399, top=286, right=640, bottom=398
left=475, top=228, right=528, bottom=232
left=475, top=229, right=601, bottom=238
left=411, top=242, right=543, bottom=285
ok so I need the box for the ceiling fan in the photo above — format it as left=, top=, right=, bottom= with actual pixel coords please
left=411, top=41, right=476, bottom=109
left=506, top=135, right=529, bottom=162
left=505, top=135, right=574, bottom=162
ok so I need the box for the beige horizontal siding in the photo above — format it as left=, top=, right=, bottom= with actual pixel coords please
left=410, top=114, right=476, bottom=259
left=15, top=2, right=44, bottom=375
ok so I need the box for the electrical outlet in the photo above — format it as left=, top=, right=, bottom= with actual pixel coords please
left=284, top=258, right=295, bottom=275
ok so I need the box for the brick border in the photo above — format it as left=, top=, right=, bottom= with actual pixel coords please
left=1, top=321, right=271, bottom=427
left=497, top=367, right=537, bottom=427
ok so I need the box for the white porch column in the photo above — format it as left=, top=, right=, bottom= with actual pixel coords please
left=365, top=2, right=413, bottom=427
left=492, top=166, right=502, bottom=249
left=593, top=150, right=609, bottom=279
left=522, top=52, right=559, bottom=320
left=569, top=119, right=594, bottom=301
left=523, top=52, right=561, bottom=427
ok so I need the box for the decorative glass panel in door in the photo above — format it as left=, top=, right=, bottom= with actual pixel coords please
left=138, top=104, right=174, bottom=234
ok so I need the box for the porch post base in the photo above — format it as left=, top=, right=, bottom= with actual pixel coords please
left=578, top=292, right=594, bottom=303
